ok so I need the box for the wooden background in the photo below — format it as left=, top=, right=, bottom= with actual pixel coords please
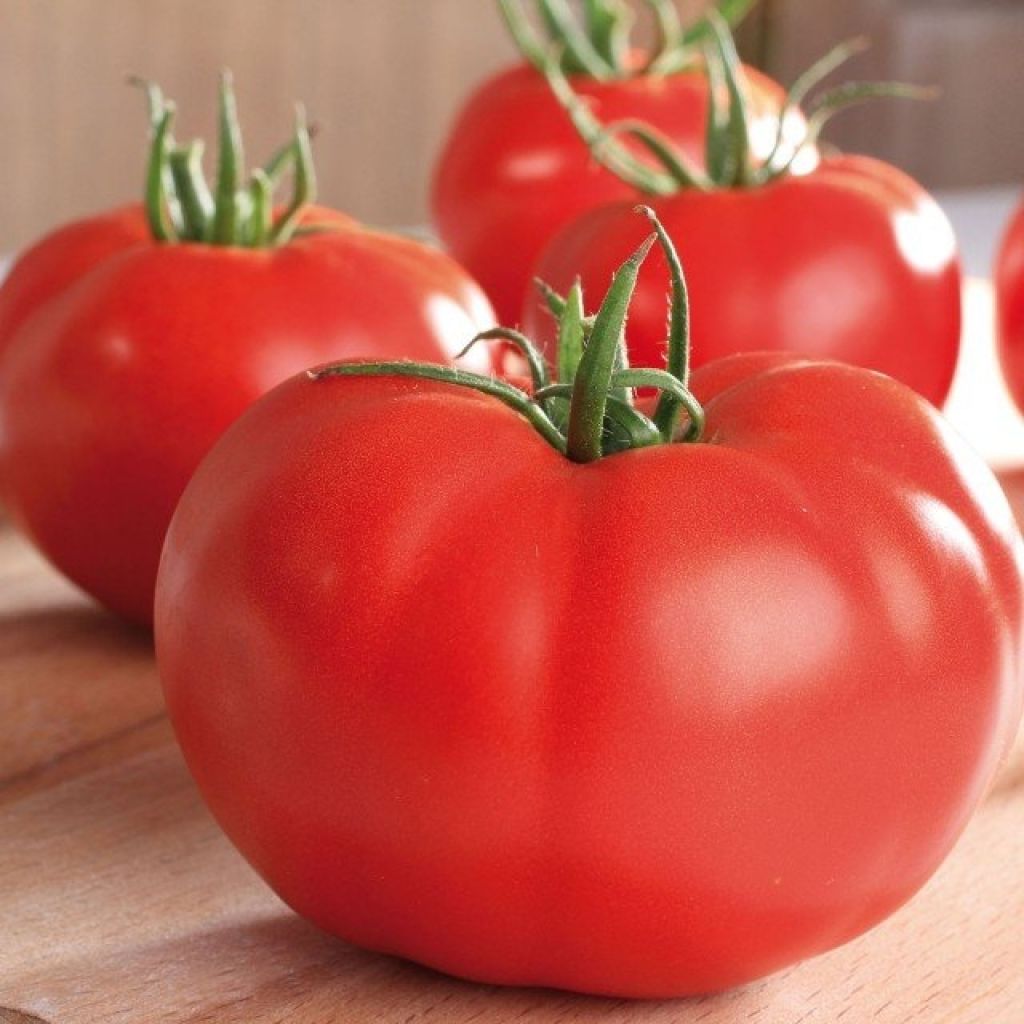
left=1, top=0, right=1024, bottom=251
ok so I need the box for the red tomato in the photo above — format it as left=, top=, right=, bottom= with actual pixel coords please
left=156, top=352, right=1023, bottom=998
left=0, top=206, right=494, bottom=624
left=996, top=196, right=1024, bottom=411
left=432, top=61, right=796, bottom=324
left=0, top=204, right=149, bottom=348
left=526, top=155, right=962, bottom=406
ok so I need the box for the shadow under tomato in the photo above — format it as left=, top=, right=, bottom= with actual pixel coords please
left=17, top=911, right=770, bottom=1022
left=0, top=598, right=149, bottom=649
left=0, top=599, right=161, bottom=793
left=0, top=1009, right=51, bottom=1024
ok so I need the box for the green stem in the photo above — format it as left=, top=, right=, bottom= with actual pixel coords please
left=703, top=32, right=732, bottom=184
left=269, top=105, right=316, bottom=246
left=461, top=327, right=551, bottom=395
left=704, top=11, right=753, bottom=186
left=536, top=278, right=598, bottom=342
left=683, top=0, right=756, bottom=44
left=311, top=362, right=568, bottom=456
left=262, top=140, right=297, bottom=190
left=595, top=120, right=712, bottom=190
left=497, top=0, right=755, bottom=81
left=643, top=0, right=687, bottom=75
left=614, top=369, right=704, bottom=442
left=583, top=0, right=631, bottom=71
left=566, top=233, right=655, bottom=463
left=634, top=206, right=695, bottom=439
left=557, top=280, right=587, bottom=386
left=601, top=393, right=665, bottom=451
left=543, top=8, right=940, bottom=193
left=169, top=142, right=215, bottom=242
left=544, top=54, right=686, bottom=194
left=797, top=80, right=939, bottom=160
left=755, top=36, right=870, bottom=181
left=536, top=385, right=663, bottom=452
left=538, top=0, right=617, bottom=78
left=145, top=105, right=179, bottom=243
left=248, top=169, right=273, bottom=246
left=131, top=77, right=184, bottom=237
left=134, top=72, right=322, bottom=248
left=128, top=76, right=167, bottom=131
left=497, top=0, right=548, bottom=72
left=212, top=71, right=244, bottom=245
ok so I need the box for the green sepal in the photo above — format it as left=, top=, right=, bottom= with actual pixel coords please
left=134, top=73, right=320, bottom=248
left=310, top=362, right=569, bottom=456
left=544, top=10, right=938, bottom=193
left=498, top=0, right=752, bottom=82
left=566, top=233, right=654, bottom=463
left=311, top=209, right=706, bottom=464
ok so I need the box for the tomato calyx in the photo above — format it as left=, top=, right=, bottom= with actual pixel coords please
left=498, top=0, right=755, bottom=81
left=131, top=73, right=317, bottom=248
left=546, top=13, right=935, bottom=192
left=311, top=206, right=704, bottom=464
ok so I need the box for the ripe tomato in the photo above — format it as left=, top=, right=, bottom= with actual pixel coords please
left=0, top=83, right=494, bottom=626
left=0, top=204, right=150, bottom=350
left=996, top=195, right=1024, bottom=411
left=527, top=154, right=962, bottom=406
left=156, top=214, right=1022, bottom=998
left=432, top=5, right=798, bottom=324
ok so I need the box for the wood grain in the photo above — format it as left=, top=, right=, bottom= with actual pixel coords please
left=0, top=527, right=1022, bottom=1023
left=3, top=0, right=1024, bottom=253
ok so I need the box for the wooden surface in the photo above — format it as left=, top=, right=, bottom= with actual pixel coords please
left=1, top=280, right=1024, bottom=1021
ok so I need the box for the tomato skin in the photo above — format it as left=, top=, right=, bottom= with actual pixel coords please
left=432, top=62, right=798, bottom=325
left=996, top=196, right=1024, bottom=411
left=0, top=210, right=494, bottom=624
left=0, top=205, right=150, bottom=347
left=526, top=156, right=962, bottom=407
left=155, top=353, right=1023, bottom=998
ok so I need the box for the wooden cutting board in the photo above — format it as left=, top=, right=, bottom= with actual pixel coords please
left=0, top=528, right=1022, bottom=1024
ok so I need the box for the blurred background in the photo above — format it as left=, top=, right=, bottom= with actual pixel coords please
left=1, top=0, right=1023, bottom=253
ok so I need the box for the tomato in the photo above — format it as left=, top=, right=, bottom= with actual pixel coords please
left=528, top=154, right=962, bottom=407
left=431, top=2, right=799, bottom=324
left=996, top=195, right=1024, bottom=412
left=0, top=204, right=149, bottom=350
left=155, top=213, right=1023, bottom=998
left=0, top=82, right=494, bottom=626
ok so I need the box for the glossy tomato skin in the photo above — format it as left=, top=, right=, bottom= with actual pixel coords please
left=527, top=156, right=962, bottom=407
left=0, top=205, right=150, bottom=349
left=156, top=354, right=1023, bottom=998
left=996, top=196, right=1024, bottom=411
left=0, top=208, right=495, bottom=624
left=432, top=62, right=800, bottom=325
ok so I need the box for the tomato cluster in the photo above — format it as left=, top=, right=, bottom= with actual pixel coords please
left=2, top=0, right=1022, bottom=1003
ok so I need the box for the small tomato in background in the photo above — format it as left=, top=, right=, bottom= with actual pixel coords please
left=0, top=76, right=494, bottom=626
left=156, top=211, right=1023, bottom=999
left=996, top=196, right=1024, bottom=412
left=431, top=0, right=806, bottom=324
left=525, top=17, right=962, bottom=408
